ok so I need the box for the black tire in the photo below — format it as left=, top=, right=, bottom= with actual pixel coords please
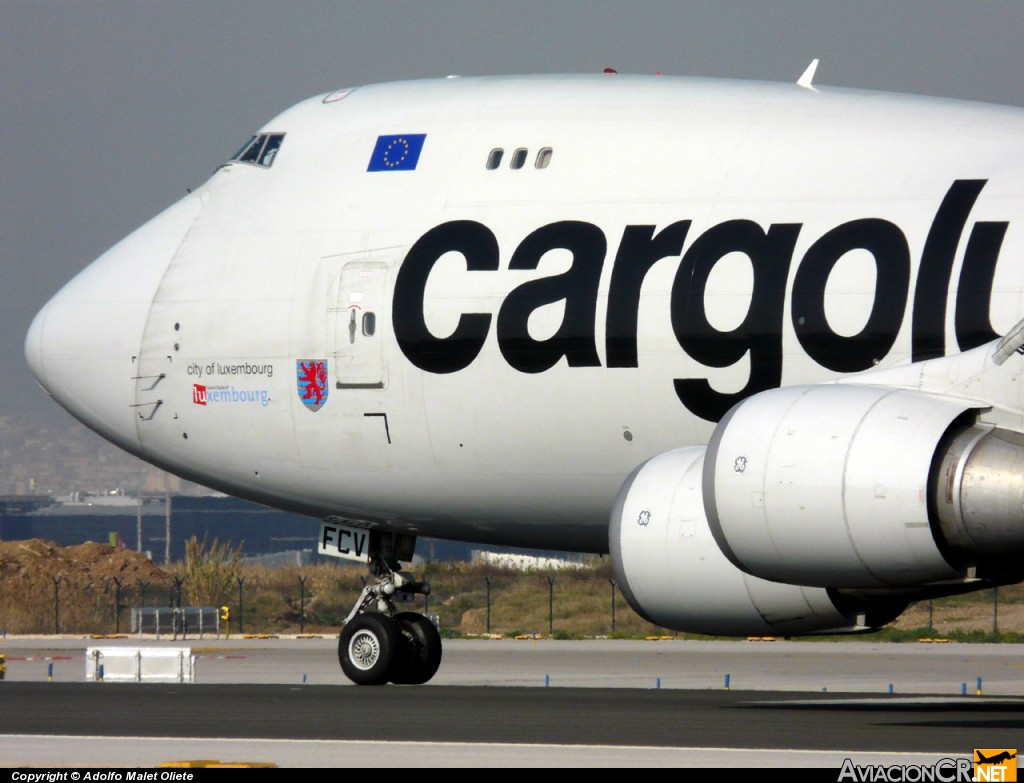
left=391, top=612, right=443, bottom=685
left=338, top=613, right=404, bottom=685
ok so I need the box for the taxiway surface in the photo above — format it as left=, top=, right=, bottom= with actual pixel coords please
left=1, top=638, right=1021, bottom=767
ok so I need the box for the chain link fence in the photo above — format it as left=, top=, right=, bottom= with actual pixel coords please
left=1, top=562, right=1022, bottom=638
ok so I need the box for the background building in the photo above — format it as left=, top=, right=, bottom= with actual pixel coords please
left=0, top=493, right=581, bottom=565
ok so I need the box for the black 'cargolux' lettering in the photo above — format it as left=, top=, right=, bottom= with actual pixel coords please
left=912, top=180, right=986, bottom=362
left=955, top=221, right=1007, bottom=351
left=791, top=218, right=910, bottom=373
left=606, top=222, right=690, bottom=368
left=497, top=221, right=606, bottom=373
left=670, top=221, right=800, bottom=423
left=393, top=220, right=498, bottom=374
left=392, top=180, right=1004, bottom=423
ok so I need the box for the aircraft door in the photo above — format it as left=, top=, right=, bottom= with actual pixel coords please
left=330, top=261, right=389, bottom=389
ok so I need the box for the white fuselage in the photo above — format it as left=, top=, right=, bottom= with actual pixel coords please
left=25, top=75, right=1024, bottom=552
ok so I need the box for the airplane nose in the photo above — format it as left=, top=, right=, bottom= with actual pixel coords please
left=25, top=195, right=201, bottom=454
left=24, top=300, right=47, bottom=389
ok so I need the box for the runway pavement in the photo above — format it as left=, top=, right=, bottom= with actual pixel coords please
left=1, top=637, right=1022, bottom=767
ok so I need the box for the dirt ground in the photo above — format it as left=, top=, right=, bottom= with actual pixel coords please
left=0, top=538, right=170, bottom=584
left=893, top=597, right=1024, bottom=635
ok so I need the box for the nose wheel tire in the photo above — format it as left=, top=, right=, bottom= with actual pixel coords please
left=338, top=613, right=405, bottom=685
left=390, top=612, right=443, bottom=685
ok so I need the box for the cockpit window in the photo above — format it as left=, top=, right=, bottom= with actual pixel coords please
left=230, top=136, right=258, bottom=161
left=239, top=136, right=267, bottom=164
left=259, top=134, right=284, bottom=166
left=230, top=133, right=286, bottom=168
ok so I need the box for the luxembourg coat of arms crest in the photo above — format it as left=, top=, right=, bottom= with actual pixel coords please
left=296, top=359, right=329, bottom=412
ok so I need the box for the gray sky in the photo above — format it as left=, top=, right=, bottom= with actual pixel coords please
left=4, top=0, right=1024, bottom=425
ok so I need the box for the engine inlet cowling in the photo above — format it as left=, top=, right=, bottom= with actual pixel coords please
left=703, top=385, right=979, bottom=589
left=609, top=447, right=904, bottom=636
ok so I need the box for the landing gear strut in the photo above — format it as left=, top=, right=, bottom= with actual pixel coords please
left=338, top=532, right=442, bottom=685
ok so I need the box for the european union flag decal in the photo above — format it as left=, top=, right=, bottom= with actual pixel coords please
left=367, top=134, right=426, bottom=171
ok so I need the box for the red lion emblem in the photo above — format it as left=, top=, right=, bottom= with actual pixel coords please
left=297, top=360, right=329, bottom=410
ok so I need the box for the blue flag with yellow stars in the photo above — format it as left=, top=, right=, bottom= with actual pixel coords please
left=367, top=134, right=426, bottom=171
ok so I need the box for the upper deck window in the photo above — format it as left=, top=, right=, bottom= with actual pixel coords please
left=230, top=133, right=286, bottom=168
left=486, top=148, right=504, bottom=169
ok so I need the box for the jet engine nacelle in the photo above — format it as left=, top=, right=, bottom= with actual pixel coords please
left=702, top=385, right=974, bottom=588
left=703, top=383, right=1024, bottom=589
left=610, top=447, right=905, bottom=636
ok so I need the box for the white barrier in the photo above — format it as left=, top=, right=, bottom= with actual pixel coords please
left=86, top=647, right=195, bottom=683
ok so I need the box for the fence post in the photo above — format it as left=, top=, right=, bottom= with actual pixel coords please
left=138, top=579, right=149, bottom=609
left=51, top=576, right=61, bottom=634
left=485, top=575, right=492, bottom=635
left=111, top=577, right=124, bottom=634
left=609, top=579, right=616, bottom=636
left=237, top=575, right=246, bottom=635
left=299, top=574, right=308, bottom=633
left=547, top=576, right=555, bottom=637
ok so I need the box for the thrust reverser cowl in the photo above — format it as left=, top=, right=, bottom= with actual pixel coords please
left=704, top=385, right=973, bottom=589
left=703, top=383, right=1024, bottom=589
